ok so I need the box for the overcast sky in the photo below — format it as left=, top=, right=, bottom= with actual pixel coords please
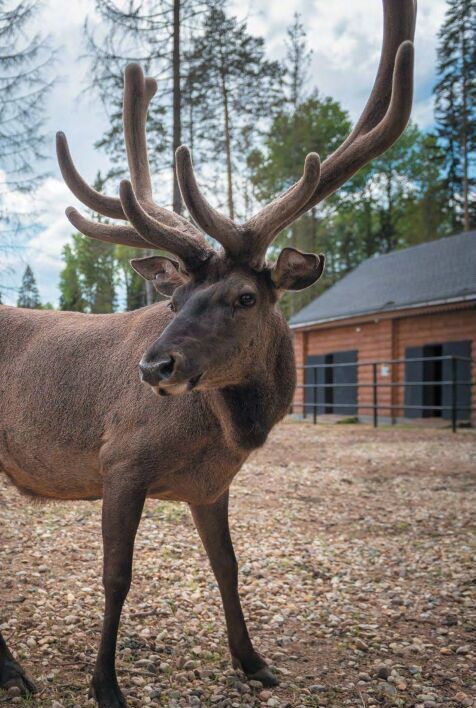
left=1, top=0, right=447, bottom=306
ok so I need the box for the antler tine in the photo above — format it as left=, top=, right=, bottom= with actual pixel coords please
left=279, top=0, right=416, bottom=230
left=65, top=207, right=153, bottom=249
left=56, top=132, right=125, bottom=220
left=122, top=63, right=157, bottom=201
left=175, top=146, right=242, bottom=256
left=119, top=180, right=213, bottom=270
left=243, top=152, right=321, bottom=263
left=341, top=0, right=417, bottom=148
left=123, top=66, right=209, bottom=243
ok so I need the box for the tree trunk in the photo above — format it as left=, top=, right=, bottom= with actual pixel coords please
left=172, top=0, right=182, bottom=215
left=145, top=248, right=155, bottom=305
left=219, top=69, right=234, bottom=220
left=461, top=24, right=469, bottom=231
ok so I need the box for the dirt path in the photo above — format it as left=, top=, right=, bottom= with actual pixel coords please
left=1, top=423, right=475, bottom=707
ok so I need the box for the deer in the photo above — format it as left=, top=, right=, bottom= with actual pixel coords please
left=0, top=2, right=416, bottom=705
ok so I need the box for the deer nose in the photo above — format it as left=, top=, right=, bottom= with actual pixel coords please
left=139, top=355, right=176, bottom=385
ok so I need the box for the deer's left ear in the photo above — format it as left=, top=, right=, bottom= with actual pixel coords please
left=271, top=248, right=325, bottom=292
left=130, top=256, right=187, bottom=296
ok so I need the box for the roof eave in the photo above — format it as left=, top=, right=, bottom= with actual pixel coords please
left=289, top=294, right=476, bottom=330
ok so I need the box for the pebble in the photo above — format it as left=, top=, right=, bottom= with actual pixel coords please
left=309, top=685, right=326, bottom=693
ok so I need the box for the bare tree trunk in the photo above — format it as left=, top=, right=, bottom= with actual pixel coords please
left=172, top=0, right=182, bottom=215
left=461, top=27, right=469, bottom=232
left=220, top=70, right=234, bottom=220
left=145, top=249, right=155, bottom=305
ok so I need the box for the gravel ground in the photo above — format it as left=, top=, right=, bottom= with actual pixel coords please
left=1, top=422, right=475, bottom=708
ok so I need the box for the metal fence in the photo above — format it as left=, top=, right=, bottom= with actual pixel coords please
left=294, top=355, right=475, bottom=433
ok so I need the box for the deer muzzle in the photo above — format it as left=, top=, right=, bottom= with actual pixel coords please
left=139, top=351, right=203, bottom=396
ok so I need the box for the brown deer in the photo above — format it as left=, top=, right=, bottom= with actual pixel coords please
left=0, top=2, right=416, bottom=705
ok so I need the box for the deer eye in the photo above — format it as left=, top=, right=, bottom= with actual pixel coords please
left=168, top=300, right=176, bottom=312
left=238, top=293, right=256, bottom=308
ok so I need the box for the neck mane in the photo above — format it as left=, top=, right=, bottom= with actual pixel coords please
left=210, top=320, right=296, bottom=451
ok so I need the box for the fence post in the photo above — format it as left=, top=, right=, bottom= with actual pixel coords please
left=372, top=363, right=378, bottom=428
left=452, top=356, right=458, bottom=433
left=313, top=366, right=317, bottom=424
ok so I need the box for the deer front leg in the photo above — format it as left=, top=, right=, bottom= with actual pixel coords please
left=89, top=477, right=146, bottom=708
left=190, top=491, right=278, bottom=687
left=0, top=633, right=37, bottom=696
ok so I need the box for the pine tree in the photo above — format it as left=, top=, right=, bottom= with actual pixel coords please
left=84, top=0, right=216, bottom=215
left=17, top=264, right=41, bottom=308
left=185, top=7, right=283, bottom=219
left=59, top=244, right=86, bottom=312
left=0, top=1, right=54, bottom=191
left=283, top=12, right=312, bottom=110
left=434, top=0, right=476, bottom=231
left=0, top=0, right=55, bottom=292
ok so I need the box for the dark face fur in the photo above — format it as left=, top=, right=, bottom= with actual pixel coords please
left=132, top=250, right=324, bottom=396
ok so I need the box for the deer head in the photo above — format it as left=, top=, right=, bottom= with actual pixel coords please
left=57, top=0, right=416, bottom=396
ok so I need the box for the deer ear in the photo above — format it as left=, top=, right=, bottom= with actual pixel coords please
left=130, top=256, right=187, bottom=296
left=271, top=248, right=325, bottom=292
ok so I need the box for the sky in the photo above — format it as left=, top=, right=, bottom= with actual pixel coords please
left=1, top=0, right=448, bottom=306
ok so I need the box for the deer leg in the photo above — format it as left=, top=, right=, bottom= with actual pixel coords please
left=89, top=478, right=146, bottom=708
left=190, top=491, right=278, bottom=687
left=0, top=632, right=37, bottom=696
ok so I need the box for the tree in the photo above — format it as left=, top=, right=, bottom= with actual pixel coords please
left=17, top=264, right=41, bottom=308
left=185, top=7, right=283, bottom=219
left=434, top=0, right=476, bottom=231
left=59, top=244, right=86, bottom=312
left=115, top=245, right=148, bottom=311
left=248, top=95, right=351, bottom=316
left=283, top=12, right=312, bottom=110
left=59, top=234, right=116, bottom=314
left=0, top=0, right=55, bottom=296
left=84, top=0, right=217, bottom=214
left=249, top=95, right=351, bottom=205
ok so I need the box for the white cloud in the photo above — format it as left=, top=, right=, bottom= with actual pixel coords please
left=1, top=177, right=84, bottom=306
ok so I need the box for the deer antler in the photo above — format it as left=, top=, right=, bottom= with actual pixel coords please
left=58, top=64, right=212, bottom=269
left=174, top=0, right=416, bottom=266
left=59, top=0, right=416, bottom=271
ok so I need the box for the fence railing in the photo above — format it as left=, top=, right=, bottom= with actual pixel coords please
left=294, top=355, right=474, bottom=433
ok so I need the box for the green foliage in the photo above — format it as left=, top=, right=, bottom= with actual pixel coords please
left=59, top=234, right=116, bottom=314
left=17, top=265, right=41, bottom=309
left=59, top=235, right=148, bottom=313
left=433, top=0, right=476, bottom=230
left=249, top=94, right=351, bottom=200
left=115, top=245, right=148, bottom=311
left=59, top=244, right=86, bottom=312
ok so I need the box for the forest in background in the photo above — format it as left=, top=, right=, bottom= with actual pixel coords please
left=1, top=0, right=475, bottom=317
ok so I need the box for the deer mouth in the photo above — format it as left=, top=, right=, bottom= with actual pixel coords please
left=156, top=372, right=203, bottom=397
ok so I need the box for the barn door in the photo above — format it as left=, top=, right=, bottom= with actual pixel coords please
left=441, top=341, right=471, bottom=421
left=304, top=354, right=326, bottom=416
left=333, top=350, right=358, bottom=415
left=404, top=346, right=424, bottom=418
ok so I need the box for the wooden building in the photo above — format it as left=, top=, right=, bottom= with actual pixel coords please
left=291, top=231, right=476, bottom=425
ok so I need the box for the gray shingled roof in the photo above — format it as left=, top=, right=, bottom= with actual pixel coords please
left=290, top=231, right=476, bottom=328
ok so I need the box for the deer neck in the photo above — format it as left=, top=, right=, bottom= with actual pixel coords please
left=209, top=322, right=296, bottom=452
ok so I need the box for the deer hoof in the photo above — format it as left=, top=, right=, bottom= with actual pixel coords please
left=246, top=666, right=279, bottom=687
left=88, top=680, right=128, bottom=707
left=0, top=658, right=38, bottom=696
